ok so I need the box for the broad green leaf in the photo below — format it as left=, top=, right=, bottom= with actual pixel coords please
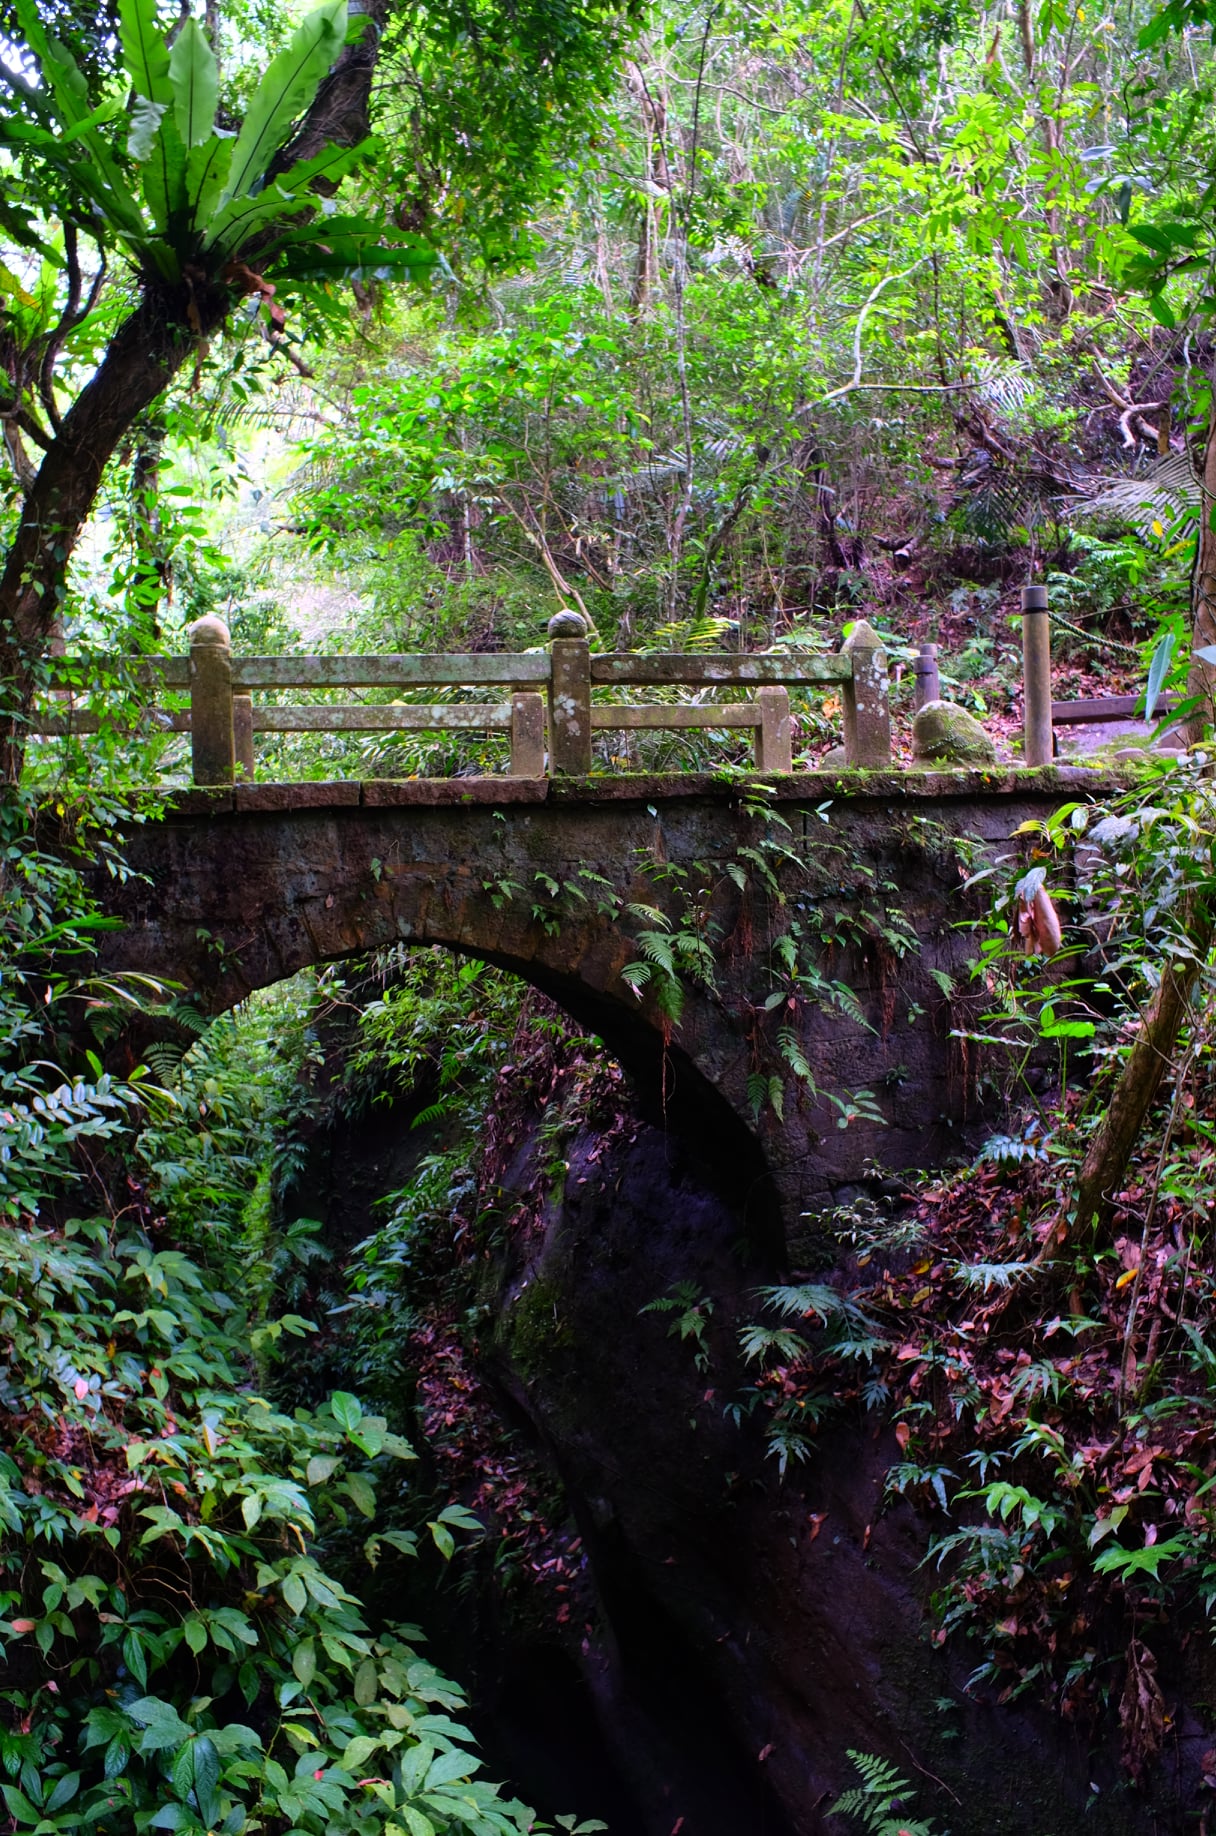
left=204, top=138, right=369, bottom=253
left=1145, top=630, right=1175, bottom=721
left=429, top=1521, right=456, bottom=1561
left=118, top=0, right=172, bottom=104
left=281, top=1569, right=308, bottom=1614
left=169, top=19, right=218, bottom=150
left=306, top=1453, right=340, bottom=1486
left=140, top=106, right=188, bottom=239
left=354, top=1656, right=379, bottom=1705
left=224, top=0, right=347, bottom=202
left=192, top=1736, right=221, bottom=1827
left=45, top=1771, right=81, bottom=1813
left=424, top=1749, right=477, bottom=1788
left=1, top=1784, right=42, bottom=1823
left=292, top=1638, right=317, bottom=1686
left=330, top=1390, right=362, bottom=1432
left=344, top=1471, right=376, bottom=1517
left=128, top=95, right=167, bottom=161
left=185, top=133, right=234, bottom=231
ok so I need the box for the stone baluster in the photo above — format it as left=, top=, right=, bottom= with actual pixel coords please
left=233, top=694, right=255, bottom=781
left=547, top=610, right=592, bottom=775
left=754, top=686, right=792, bottom=772
left=510, top=692, right=546, bottom=776
left=188, top=614, right=235, bottom=786
left=841, top=620, right=892, bottom=767
left=1020, top=584, right=1053, bottom=766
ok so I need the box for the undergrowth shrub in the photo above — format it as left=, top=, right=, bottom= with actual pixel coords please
left=0, top=807, right=586, bottom=1834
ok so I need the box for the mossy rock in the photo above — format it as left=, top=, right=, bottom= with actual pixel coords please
left=912, top=698, right=997, bottom=766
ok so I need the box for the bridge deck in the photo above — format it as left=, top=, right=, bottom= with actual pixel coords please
left=150, top=762, right=1125, bottom=818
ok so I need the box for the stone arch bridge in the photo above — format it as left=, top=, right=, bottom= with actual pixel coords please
left=75, top=766, right=1107, bottom=1233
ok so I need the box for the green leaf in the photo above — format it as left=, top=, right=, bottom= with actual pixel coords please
left=429, top=1521, right=456, bottom=1561
left=330, top=1390, right=362, bottom=1432
left=1, top=1784, right=43, bottom=1824
left=125, top=1696, right=192, bottom=1754
left=45, top=1771, right=81, bottom=1813
left=1145, top=630, right=1175, bottom=721
left=281, top=1570, right=308, bottom=1615
left=169, top=19, right=218, bottom=149
left=118, top=0, right=172, bottom=104
left=342, top=1470, right=376, bottom=1517
left=192, top=1736, right=221, bottom=1827
left=223, top=0, right=347, bottom=202
left=353, top=1656, right=378, bottom=1705
left=306, top=1453, right=340, bottom=1486
left=292, top=1638, right=317, bottom=1686
left=128, top=94, right=167, bottom=160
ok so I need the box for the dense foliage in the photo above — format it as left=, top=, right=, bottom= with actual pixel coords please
left=6, top=0, right=1216, bottom=1820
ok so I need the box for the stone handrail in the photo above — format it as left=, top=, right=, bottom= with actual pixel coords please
left=36, top=610, right=892, bottom=785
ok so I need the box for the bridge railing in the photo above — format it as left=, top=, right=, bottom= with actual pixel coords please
left=34, top=610, right=892, bottom=785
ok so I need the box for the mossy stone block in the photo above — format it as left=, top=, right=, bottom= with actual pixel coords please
left=912, top=698, right=997, bottom=766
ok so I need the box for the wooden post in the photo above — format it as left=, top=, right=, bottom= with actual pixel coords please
left=547, top=611, right=592, bottom=774
left=233, top=693, right=255, bottom=781
left=912, top=643, right=940, bottom=711
left=1021, top=584, right=1053, bottom=766
left=510, top=692, right=545, bottom=776
left=754, top=686, right=792, bottom=772
left=188, top=614, right=235, bottom=786
left=841, top=620, right=891, bottom=767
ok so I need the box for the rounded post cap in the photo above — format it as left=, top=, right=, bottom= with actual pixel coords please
left=188, top=613, right=232, bottom=647
left=548, top=610, right=588, bottom=640
left=1021, top=585, right=1048, bottom=612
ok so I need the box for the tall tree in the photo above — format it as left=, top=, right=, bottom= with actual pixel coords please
left=0, top=0, right=637, bottom=779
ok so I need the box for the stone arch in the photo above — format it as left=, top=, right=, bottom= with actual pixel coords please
left=94, top=792, right=784, bottom=1243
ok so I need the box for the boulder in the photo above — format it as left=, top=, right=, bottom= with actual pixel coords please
left=912, top=698, right=997, bottom=766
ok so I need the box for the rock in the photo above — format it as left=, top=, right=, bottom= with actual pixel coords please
left=912, top=698, right=997, bottom=766
left=819, top=744, right=850, bottom=768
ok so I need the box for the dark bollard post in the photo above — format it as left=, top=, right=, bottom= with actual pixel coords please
left=188, top=614, right=235, bottom=786
left=841, top=619, right=892, bottom=767
left=1021, top=584, right=1053, bottom=766
left=547, top=610, right=592, bottom=775
left=912, top=643, right=940, bottom=711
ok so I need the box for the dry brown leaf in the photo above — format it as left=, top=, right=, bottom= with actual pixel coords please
left=1119, top=1638, right=1166, bottom=1783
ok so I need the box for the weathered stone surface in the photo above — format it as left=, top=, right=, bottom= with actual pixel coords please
left=69, top=772, right=1124, bottom=1230
left=235, top=780, right=361, bottom=813
left=362, top=777, right=549, bottom=806
left=912, top=698, right=999, bottom=766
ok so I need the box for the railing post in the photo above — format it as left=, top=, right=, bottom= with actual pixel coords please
left=510, top=691, right=545, bottom=777
left=233, top=693, right=255, bottom=781
left=188, top=614, right=235, bottom=786
left=1021, top=584, right=1053, bottom=766
left=912, top=642, right=941, bottom=711
left=754, top=686, right=792, bottom=772
left=547, top=611, right=592, bottom=775
left=841, top=619, right=891, bottom=767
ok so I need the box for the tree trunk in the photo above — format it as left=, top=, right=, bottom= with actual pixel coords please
left=0, top=284, right=229, bottom=782
left=1071, top=915, right=1213, bottom=1237
left=0, top=7, right=385, bottom=783
left=1186, top=378, right=1216, bottom=740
